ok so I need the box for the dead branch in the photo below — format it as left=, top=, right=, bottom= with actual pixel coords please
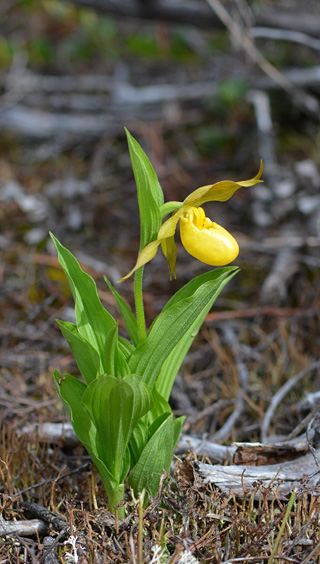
left=0, top=515, right=47, bottom=537
left=61, top=0, right=320, bottom=37
left=196, top=446, right=320, bottom=499
left=19, top=422, right=79, bottom=447
left=20, top=502, right=69, bottom=533
left=62, top=0, right=226, bottom=29
left=176, top=434, right=236, bottom=463
left=247, top=89, right=275, bottom=175
left=251, top=27, right=320, bottom=52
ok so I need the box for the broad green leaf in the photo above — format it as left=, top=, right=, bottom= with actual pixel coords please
left=119, top=337, right=135, bottom=359
left=89, top=453, right=120, bottom=500
left=128, top=414, right=174, bottom=497
left=82, top=374, right=153, bottom=480
left=53, top=371, right=124, bottom=510
left=104, top=276, right=139, bottom=346
left=173, top=416, right=185, bottom=447
left=50, top=233, right=116, bottom=372
left=103, top=323, right=131, bottom=378
left=125, top=129, right=163, bottom=249
left=53, top=370, right=95, bottom=448
left=103, top=324, right=118, bottom=375
left=155, top=339, right=189, bottom=400
left=129, top=418, right=148, bottom=467
left=162, top=266, right=237, bottom=313
left=147, top=412, right=170, bottom=439
left=103, top=324, right=118, bottom=376
left=114, top=345, right=131, bottom=378
left=56, top=320, right=99, bottom=384
left=146, top=387, right=172, bottom=426
left=119, top=446, right=131, bottom=484
left=155, top=267, right=238, bottom=399
left=128, top=267, right=238, bottom=390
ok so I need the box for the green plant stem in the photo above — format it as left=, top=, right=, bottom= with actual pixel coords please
left=107, top=483, right=125, bottom=519
left=160, top=201, right=182, bottom=219
left=134, top=266, right=146, bottom=342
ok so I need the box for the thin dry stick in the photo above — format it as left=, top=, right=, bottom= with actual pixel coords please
left=261, top=361, right=320, bottom=442
left=211, top=385, right=244, bottom=443
left=306, top=414, right=320, bottom=467
left=288, top=508, right=320, bottom=549
left=285, top=403, right=320, bottom=442
left=301, top=542, right=320, bottom=564
left=251, top=27, right=320, bottom=52
left=205, top=0, right=319, bottom=116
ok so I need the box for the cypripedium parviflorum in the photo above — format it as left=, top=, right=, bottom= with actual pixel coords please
left=120, top=161, right=263, bottom=281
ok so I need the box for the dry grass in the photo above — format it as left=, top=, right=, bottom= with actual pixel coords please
left=1, top=430, right=320, bottom=563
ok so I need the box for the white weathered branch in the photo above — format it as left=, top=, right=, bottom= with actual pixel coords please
left=0, top=515, right=47, bottom=537
left=196, top=447, right=320, bottom=499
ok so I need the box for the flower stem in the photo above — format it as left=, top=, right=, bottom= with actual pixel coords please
left=160, top=201, right=182, bottom=219
left=134, top=266, right=146, bottom=342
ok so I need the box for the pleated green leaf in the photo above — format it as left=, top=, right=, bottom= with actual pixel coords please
left=53, top=370, right=121, bottom=508
left=128, top=418, right=148, bottom=467
left=118, top=337, right=135, bottom=359
left=50, top=233, right=116, bottom=373
left=128, top=413, right=174, bottom=498
left=102, top=323, right=130, bottom=378
left=82, top=374, right=153, bottom=481
left=128, top=267, right=238, bottom=391
left=56, top=320, right=99, bottom=384
left=104, top=276, right=139, bottom=347
left=146, top=387, right=172, bottom=427
left=53, top=370, right=95, bottom=449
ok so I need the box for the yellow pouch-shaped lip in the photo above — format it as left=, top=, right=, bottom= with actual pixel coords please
left=180, top=206, right=239, bottom=266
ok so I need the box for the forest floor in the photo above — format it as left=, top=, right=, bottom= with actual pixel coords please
left=1, top=1, right=320, bottom=562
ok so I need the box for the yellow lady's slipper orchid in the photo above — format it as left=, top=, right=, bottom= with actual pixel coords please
left=119, top=161, right=263, bottom=281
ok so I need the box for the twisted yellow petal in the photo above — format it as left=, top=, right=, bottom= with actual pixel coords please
left=179, top=206, right=239, bottom=266
left=118, top=212, right=181, bottom=282
left=118, top=239, right=160, bottom=281
left=184, top=160, right=263, bottom=207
